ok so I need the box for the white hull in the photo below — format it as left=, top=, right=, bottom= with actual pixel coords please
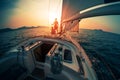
left=0, top=35, right=97, bottom=80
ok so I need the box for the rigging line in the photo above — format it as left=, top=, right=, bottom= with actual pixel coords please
left=48, top=0, right=50, bottom=26
left=51, top=0, right=55, bottom=11
left=55, top=0, right=62, bottom=17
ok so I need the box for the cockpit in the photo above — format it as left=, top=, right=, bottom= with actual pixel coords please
left=20, top=39, right=84, bottom=80
left=0, top=38, right=84, bottom=80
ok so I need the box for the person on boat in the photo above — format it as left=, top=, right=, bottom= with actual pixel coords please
left=51, top=26, right=55, bottom=34
left=53, top=18, right=59, bottom=33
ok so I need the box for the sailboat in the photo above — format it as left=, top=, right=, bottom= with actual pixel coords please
left=0, top=0, right=120, bottom=80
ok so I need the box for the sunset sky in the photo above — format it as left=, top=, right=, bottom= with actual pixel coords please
left=80, top=15, right=120, bottom=33
left=0, top=0, right=120, bottom=34
left=0, top=0, right=62, bottom=28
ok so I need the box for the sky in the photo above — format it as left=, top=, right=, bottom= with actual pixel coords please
left=0, top=0, right=62, bottom=28
left=0, top=0, right=120, bottom=34
left=80, top=15, right=120, bottom=34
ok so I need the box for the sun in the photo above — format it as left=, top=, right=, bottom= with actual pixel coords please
left=49, top=12, right=57, bottom=25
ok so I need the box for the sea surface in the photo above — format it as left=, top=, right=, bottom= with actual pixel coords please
left=0, top=27, right=120, bottom=80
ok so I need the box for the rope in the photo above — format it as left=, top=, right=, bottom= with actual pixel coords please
left=48, top=0, right=50, bottom=26
left=55, top=0, right=62, bottom=17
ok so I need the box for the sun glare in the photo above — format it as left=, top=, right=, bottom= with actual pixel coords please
left=49, top=12, right=57, bottom=25
left=7, top=0, right=62, bottom=28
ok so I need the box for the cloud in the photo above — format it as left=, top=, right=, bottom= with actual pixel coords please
left=0, top=0, right=19, bottom=28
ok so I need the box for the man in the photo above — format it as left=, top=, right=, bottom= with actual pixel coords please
left=53, top=18, right=59, bottom=33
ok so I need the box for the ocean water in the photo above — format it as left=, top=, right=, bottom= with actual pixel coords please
left=0, top=27, right=120, bottom=80
left=0, top=27, right=50, bottom=55
left=71, top=29, right=120, bottom=80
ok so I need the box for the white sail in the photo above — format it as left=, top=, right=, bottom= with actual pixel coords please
left=61, top=0, right=104, bottom=21
left=63, top=1, right=120, bottom=23
left=61, top=0, right=104, bottom=32
left=63, top=20, right=79, bottom=32
left=61, top=0, right=120, bottom=32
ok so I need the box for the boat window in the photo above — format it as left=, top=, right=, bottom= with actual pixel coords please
left=58, top=47, right=63, bottom=52
left=63, top=49, right=72, bottom=63
left=33, top=43, right=54, bottom=62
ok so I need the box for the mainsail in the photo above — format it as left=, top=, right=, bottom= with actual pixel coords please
left=61, top=0, right=104, bottom=32
left=61, top=0, right=120, bottom=32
